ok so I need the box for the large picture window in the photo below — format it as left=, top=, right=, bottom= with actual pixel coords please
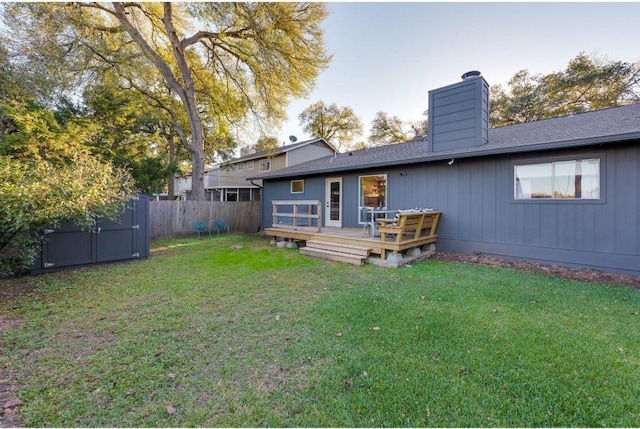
left=515, top=158, right=600, bottom=200
left=358, top=175, right=387, bottom=223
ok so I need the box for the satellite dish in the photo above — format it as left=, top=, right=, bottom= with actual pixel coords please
left=289, top=135, right=297, bottom=143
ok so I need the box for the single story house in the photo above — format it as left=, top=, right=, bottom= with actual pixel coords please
left=249, top=72, right=640, bottom=276
left=174, top=137, right=336, bottom=201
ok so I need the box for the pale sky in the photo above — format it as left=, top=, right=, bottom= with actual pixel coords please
left=272, top=2, right=640, bottom=148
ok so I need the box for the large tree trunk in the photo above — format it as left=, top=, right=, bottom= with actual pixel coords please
left=162, top=3, right=206, bottom=201
left=182, top=96, right=206, bottom=200
left=166, top=133, right=176, bottom=200
left=188, top=123, right=206, bottom=201
left=113, top=2, right=207, bottom=201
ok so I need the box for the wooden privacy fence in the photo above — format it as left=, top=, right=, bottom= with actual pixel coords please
left=149, top=201, right=261, bottom=239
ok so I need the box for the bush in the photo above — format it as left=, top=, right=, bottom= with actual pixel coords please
left=0, top=154, right=135, bottom=276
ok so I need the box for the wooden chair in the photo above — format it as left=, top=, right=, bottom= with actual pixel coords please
left=212, top=219, right=230, bottom=236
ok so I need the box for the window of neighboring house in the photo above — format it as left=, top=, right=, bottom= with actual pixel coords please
left=259, top=159, right=271, bottom=172
left=358, top=174, right=387, bottom=223
left=514, top=158, right=600, bottom=200
left=239, top=188, right=251, bottom=201
left=291, top=180, right=304, bottom=194
left=247, top=161, right=255, bottom=170
left=251, top=188, right=261, bottom=201
left=237, top=163, right=244, bottom=171
left=225, top=189, right=238, bottom=201
left=211, top=189, right=222, bottom=201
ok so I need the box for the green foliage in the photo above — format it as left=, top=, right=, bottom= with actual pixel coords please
left=2, top=2, right=331, bottom=200
left=0, top=154, right=134, bottom=276
left=490, top=52, right=640, bottom=127
left=369, top=112, right=427, bottom=146
left=0, top=100, right=96, bottom=164
left=299, top=101, right=363, bottom=151
left=82, top=77, right=177, bottom=194
left=368, top=111, right=409, bottom=146
left=253, top=135, right=280, bottom=152
left=367, top=111, right=428, bottom=147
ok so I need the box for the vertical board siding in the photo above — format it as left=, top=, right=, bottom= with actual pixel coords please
left=480, top=160, right=497, bottom=243
left=149, top=201, right=261, bottom=239
left=32, top=196, right=150, bottom=273
left=613, top=148, right=638, bottom=254
left=260, top=143, right=639, bottom=275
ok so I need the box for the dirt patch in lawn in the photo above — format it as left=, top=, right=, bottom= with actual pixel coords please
left=432, top=252, right=640, bottom=289
left=0, top=316, right=23, bottom=428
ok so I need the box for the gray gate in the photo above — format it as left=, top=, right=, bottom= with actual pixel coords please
left=31, top=195, right=149, bottom=274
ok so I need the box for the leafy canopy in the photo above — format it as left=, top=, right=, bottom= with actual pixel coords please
left=298, top=101, right=363, bottom=152
left=2, top=2, right=331, bottom=200
left=368, top=111, right=428, bottom=147
left=490, top=52, right=640, bottom=127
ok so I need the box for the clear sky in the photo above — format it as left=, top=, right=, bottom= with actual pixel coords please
left=272, top=2, right=640, bottom=148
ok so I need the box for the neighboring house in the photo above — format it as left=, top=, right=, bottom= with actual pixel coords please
left=250, top=72, right=640, bottom=276
left=174, top=138, right=336, bottom=201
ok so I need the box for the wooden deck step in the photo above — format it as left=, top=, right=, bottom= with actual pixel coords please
left=300, top=240, right=372, bottom=266
left=305, top=240, right=371, bottom=257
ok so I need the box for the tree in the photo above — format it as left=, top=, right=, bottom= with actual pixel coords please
left=298, top=101, right=363, bottom=151
left=0, top=154, right=134, bottom=276
left=82, top=76, right=181, bottom=195
left=2, top=2, right=331, bottom=200
left=490, top=53, right=640, bottom=127
left=368, top=111, right=428, bottom=147
left=368, top=111, right=411, bottom=146
left=253, top=135, right=280, bottom=152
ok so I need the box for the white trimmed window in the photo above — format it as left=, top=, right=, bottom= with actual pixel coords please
left=247, top=161, right=254, bottom=170
left=291, top=180, right=304, bottom=194
left=237, top=163, right=244, bottom=171
left=515, top=158, right=600, bottom=200
left=358, top=174, right=387, bottom=223
left=259, top=160, right=271, bottom=172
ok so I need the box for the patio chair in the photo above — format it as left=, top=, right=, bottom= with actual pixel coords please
left=193, top=221, right=211, bottom=238
left=361, top=207, right=375, bottom=236
left=212, top=219, right=230, bottom=236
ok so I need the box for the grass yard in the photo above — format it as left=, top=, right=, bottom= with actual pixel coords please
left=1, top=234, right=639, bottom=427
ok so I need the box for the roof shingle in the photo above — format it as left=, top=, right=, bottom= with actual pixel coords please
left=250, top=103, right=640, bottom=180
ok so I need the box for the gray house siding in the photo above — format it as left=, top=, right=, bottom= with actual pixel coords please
left=400, top=144, right=639, bottom=276
left=428, top=75, right=489, bottom=152
left=287, top=142, right=335, bottom=166
left=262, top=142, right=640, bottom=276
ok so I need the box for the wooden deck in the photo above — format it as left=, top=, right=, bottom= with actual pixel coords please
left=266, top=226, right=387, bottom=253
left=265, top=215, right=440, bottom=266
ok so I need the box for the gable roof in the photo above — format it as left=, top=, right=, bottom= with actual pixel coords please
left=229, top=137, right=335, bottom=164
left=249, top=103, right=640, bottom=180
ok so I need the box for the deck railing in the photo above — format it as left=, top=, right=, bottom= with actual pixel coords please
left=271, top=200, right=322, bottom=232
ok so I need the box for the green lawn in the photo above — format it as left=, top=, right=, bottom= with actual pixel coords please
left=1, top=235, right=639, bottom=427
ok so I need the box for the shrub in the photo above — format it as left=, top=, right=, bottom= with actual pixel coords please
left=0, top=154, right=135, bottom=276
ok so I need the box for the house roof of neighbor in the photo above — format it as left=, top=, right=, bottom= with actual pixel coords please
left=231, top=137, right=335, bottom=164
left=249, top=103, right=640, bottom=180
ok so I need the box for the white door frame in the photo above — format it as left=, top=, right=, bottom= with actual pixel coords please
left=325, top=177, right=342, bottom=228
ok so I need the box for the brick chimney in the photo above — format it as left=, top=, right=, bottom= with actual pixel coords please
left=428, top=71, right=489, bottom=152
